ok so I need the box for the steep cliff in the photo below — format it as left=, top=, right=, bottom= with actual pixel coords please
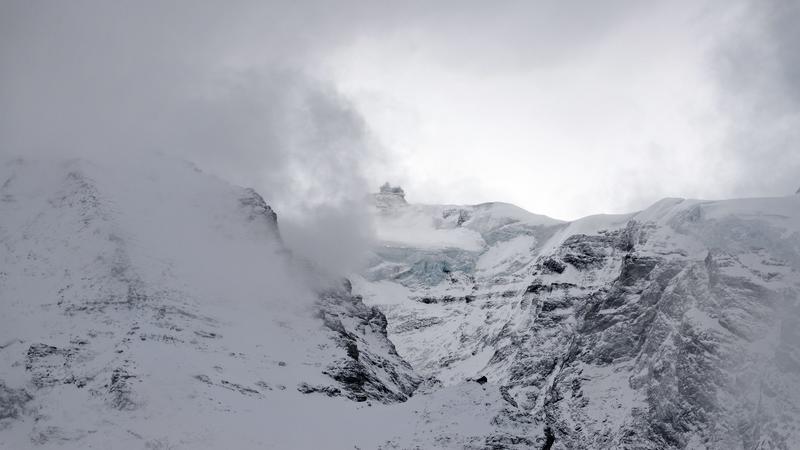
left=356, top=189, right=800, bottom=449
left=0, top=157, right=418, bottom=448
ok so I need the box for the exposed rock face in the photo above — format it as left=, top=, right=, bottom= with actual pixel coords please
left=0, top=157, right=421, bottom=448
left=356, top=192, right=800, bottom=448
left=238, top=187, right=280, bottom=238
left=3, top=159, right=799, bottom=448
left=317, top=281, right=420, bottom=402
left=373, top=183, right=408, bottom=211
left=0, top=382, right=31, bottom=421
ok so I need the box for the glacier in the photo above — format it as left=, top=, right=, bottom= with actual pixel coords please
left=1, top=159, right=799, bottom=449
left=355, top=184, right=800, bottom=448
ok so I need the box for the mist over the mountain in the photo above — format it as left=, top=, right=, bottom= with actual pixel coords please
left=3, top=0, right=800, bottom=222
left=0, top=1, right=384, bottom=273
left=712, top=0, right=800, bottom=199
left=2, top=1, right=800, bottom=449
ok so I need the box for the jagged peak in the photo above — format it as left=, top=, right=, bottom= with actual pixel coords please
left=379, top=182, right=405, bottom=197
left=373, top=182, right=408, bottom=210
left=239, top=188, right=279, bottom=228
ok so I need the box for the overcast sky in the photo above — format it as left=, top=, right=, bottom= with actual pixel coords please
left=1, top=0, right=798, bottom=221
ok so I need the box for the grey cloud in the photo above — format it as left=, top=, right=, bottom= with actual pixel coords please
left=0, top=0, right=653, bottom=268
left=387, top=0, right=647, bottom=72
left=0, top=0, right=382, bottom=272
left=1, top=0, right=798, bottom=241
left=712, top=0, right=800, bottom=197
left=2, top=0, right=634, bottom=176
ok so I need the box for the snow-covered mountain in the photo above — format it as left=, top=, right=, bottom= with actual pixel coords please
left=2, top=159, right=799, bottom=449
left=355, top=184, right=800, bottom=449
left=0, top=157, right=487, bottom=449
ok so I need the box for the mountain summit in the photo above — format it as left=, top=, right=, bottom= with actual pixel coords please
left=373, top=182, right=408, bottom=210
left=355, top=189, right=800, bottom=448
left=0, top=157, right=422, bottom=448
left=2, top=162, right=800, bottom=449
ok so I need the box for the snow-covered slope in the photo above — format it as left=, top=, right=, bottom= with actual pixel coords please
left=356, top=187, right=800, bottom=448
left=3, top=160, right=799, bottom=449
left=0, top=157, right=430, bottom=448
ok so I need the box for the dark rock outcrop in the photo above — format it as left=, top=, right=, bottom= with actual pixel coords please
left=0, top=382, right=32, bottom=421
left=317, top=281, right=421, bottom=403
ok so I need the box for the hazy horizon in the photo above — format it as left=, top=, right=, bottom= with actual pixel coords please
left=2, top=0, right=798, bottom=222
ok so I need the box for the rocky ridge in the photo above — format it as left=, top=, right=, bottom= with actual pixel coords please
left=2, top=158, right=798, bottom=449
left=0, top=158, right=420, bottom=448
left=355, top=188, right=800, bottom=449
